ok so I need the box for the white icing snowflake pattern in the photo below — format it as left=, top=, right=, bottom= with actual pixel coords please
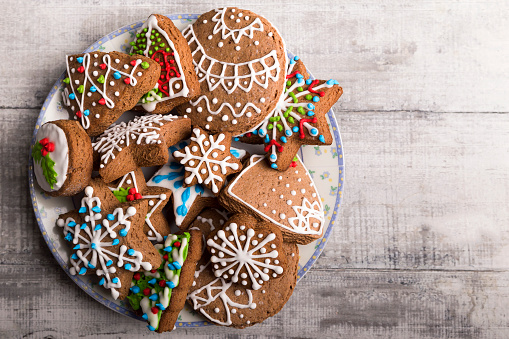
left=207, top=222, right=283, bottom=290
left=188, top=262, right=256, bottom=326
left=287, top=197, right=324, bottom=234
left=173, top=128, right=240, bottom=194
left=92, top=114, right=179, bottom=167
left=56, top=186, right=152, bottom=300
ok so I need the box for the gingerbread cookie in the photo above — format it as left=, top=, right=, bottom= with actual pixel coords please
left=31, top=119, right=92, bottom=196
left=130, top=14, right=200, bottom=113
left=63, top=51, right=160, bottom=136
left=187, top=241, right=299, bottom=328
left=177, top=7, right=287, bottom=135
left=243, top=56, right=343, bottom=170
left=172, top=128, right=242, bottom=195
left=108, top=169, right=172, bottom=243
left=206, top=214, right=286, bottom=290
left=126, top=230, right=203, bottom=332
left=56, top=178, right=162, bottom=300
left=188, top=208, right=228, bottom=240
left=219, top=155, right=325, bottom=245
left=92, top=114, right=191, bottom=183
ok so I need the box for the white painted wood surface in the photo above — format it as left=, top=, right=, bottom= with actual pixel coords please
left=1, top=0, right=508, bottom=338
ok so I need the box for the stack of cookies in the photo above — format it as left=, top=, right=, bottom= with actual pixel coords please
left=32, top=7, right=342, bottom=333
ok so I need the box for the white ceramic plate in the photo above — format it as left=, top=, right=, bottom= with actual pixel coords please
left=28, top=14, right=344, bottom=328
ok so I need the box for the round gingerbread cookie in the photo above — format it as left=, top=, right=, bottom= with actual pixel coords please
left=177, top=7, right=287, bottom=135
left=32, top=120, right=93, bottom=196
left=206, top=214, right=287, bottom=290
left=188, top=241, right=298, bottom=328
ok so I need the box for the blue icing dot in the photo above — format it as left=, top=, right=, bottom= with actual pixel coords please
left=149, top=293, right=158, bottom=301
left=173, top=261, right=182, bottom=270
left=112, top=239, right=120, bottom=245
left=99, top=277, right=105, bottom=285
left=112, top=277, right=119, bottom=284
left=313, top=96, right=320, bottom=103
left=119, top=229, right=128, bottom=237
left=156, top=303, right=166, bottom=310
left=234, top=137, right=239, bottom=141
left=68, top=221, right=76, bottom=227
left=252, top=129, right=258, bottom=135
left=298, top=78, right=304, bottom=84
left=285, top=130, right=292, bottom=136
left=142, top=314, right=148, bottom=320
left=90, top=86, right=97, bottom=92
left=296, top=73, right=304, bottom=79
left=91, top=243, right=97, bottom=249
left=164, top=246, right=173, bottom=252
left=264, top=135, right=270, bottom=143
left=76, top=57, right=83, bottom=64
left=107, top=214, right=115, bottom=221
left=65, top=234, right=72, bottom=242
left=319, top=135, right=325, bottom=143
left=259, top=129, right=265, bottom=136
left=166, top=281, right=176, bottom=288
left=71, top=254, right=78, bottom=260
left=73, top=244, right=80, bottom=250
left=131, top=286, right=140, bottom=294
left=79, top=267, right=87, bottom=275
left=176, top=204, right=188, bottom=217
left=88, top=263, right=95, bottom=269
left=94, top=224, right=101, bottom=231
left=292, top=126, right=299, bottom=133
left=83, top=110, right=90, bottom=116
left=271, top=163, right=278, bottom=169
left=327, top=79, right=339, bottom=85
left=306, top=79, right=312, bottom=85
left=311, top=128, right=318, bottom=136
left=307, top=111, right=315, bottom=116
left=307, top=103, right=315, bottom=110
left=280, top=136, right=287, bottom=143
left=106, top=260, right=113, bottom=266
left=124, top=263, right=132, bottom=270
left=113, top=71, right=121, bottom=79
left=148, top=278, right=156, bottom=285
left=231, top=149, right=240, bottom=158
left=128, top=249, right=135, bottom=256
left=294, top=56, right=300, bottom=61
left=148, top=325, right=156, bottom=331
left=78, top=207, right=86, bottom=213
left=80, top=223, right=87, bottom=229
left=270, top=154, right=277, bottom=160
left=68, top=93, right=75, bottom=100
left=181, top=187, right=191, bottom=202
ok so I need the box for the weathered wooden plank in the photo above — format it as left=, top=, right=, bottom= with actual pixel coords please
left=2, top=265, right=509, bottom=338
left=2, top=109, right=509, bottom=274
left=0, top=1, right=508, bottom=112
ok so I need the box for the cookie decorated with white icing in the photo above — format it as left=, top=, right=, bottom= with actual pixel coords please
left=63, top=51, right=161, bottom=136
left=206, top=214, right=287, bottom=290
left=92, top=114, right=191, bottom=183
left=31, top=119, right=92, bottom=196
left=187, top=241, right=298, bottom=328
left=56, top=178, right=162, bottom=300
left=172, top=127, right=243, bottom=195
left=177, top=7, right=287, bottom=135
left=219, top=154, right=325, bottom=245
left=130, top=14, right=201, bottom=114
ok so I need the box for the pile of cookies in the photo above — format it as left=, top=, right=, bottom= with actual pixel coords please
left=32, top=8, right=342, bottom=332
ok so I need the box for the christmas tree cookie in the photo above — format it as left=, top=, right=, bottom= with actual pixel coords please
left=63, top=51, right=161, bottom=136
left=243, top=56, right=343, bottom=171
left=172, top=128, right=243, bottom=195
left=108, top=169, right=172, bottom=243
left=126, top=230, right=203, bottom=332
left=31, top=120, right=92, bottom=196
left=56, top=178, right=162, bottom=300
left=130, top=14, right=200, bottom=114
left=219, top=155, right=325, bottom=245
left=92, top=114, right=191, bottom=183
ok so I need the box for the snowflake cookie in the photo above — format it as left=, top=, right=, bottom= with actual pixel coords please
left=56, top=178, right=162, bottom=300
left=130, top=14, right=201, bottom=114
left=172, top=127, right=243, bottom=195
left=126, top=230, right=203, bottom=333
left=92, top=114, right=191, bottom=183
left=63, top=51, right=161, bottom=136
left=239, top=56, right=343, bottom=171
left=187, top=241, right=299, bottom=328
left=206, top=214, right=287, bottom=290
left=108, top=169, right=172, bottom=243
left=219, top=154, right=325, bottom=245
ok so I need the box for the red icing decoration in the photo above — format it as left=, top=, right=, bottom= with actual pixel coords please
left=150, top=269, right=156, bottom=273
left=151, top=307, right=159, bottom=314
left=77, top=66, right=85, bottom=73
left=264, top=139, right=284, bottom=153
left=308, top=79, right=325, bottom=97
left=286, top=70, right=300, bottom=79
left=163, top=254, right=168, bottom=260
left=143, top=288, right=151, bottom=296
left=98, top=98, right=106, bottom=105
left=127, top=188, right=142, bottom=201
left=150, top=50, right=180, bottom=97
left=174, top=241, right=181, bottom=248
left=130, top=60, right=137, bottom=66
left=133, top=273, right=141, bottom=281
left=99, top=63, right=107, bottom=70
left=39, top=138, right=55, bottom=157
left=128, top=188, right=137, bottom=195
left=299, top=117, right=317, bottom=139
left=76, top=111, right=82, bottom=118
left=290, top=161, right=297, bottom=167
left=158, top=280, right=166, bottom=287
left=124, top=78, right=131, bottom=85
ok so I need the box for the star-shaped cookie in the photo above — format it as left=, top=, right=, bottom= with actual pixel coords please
left=244, top=55, right=343, bottom=171
left=92, top=114, right=191, bottom=183
left=108, top=168, right=172, bottom=243
left=56, top=178, right=162, bottom=300
left=172, top=128, right=243, bottom=195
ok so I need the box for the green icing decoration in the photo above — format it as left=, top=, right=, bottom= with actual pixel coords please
left=140, top=61, right=150, bottom=69
left=112, top=187, right=130, bottom=203
left=63, top=77, right=70, bottom=84
left=126, top=233, right=191, bottom=330
left=31, top=142, right=58, bottom=189
left=77, top=85, right=84, bottom=94
left=97, top=74, right=105, bottom=84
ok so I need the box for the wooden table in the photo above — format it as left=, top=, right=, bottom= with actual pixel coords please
left=1, top=1, right=508, bottom=338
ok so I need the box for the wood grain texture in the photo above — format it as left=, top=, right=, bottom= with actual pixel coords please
left=1, top=0, right=508, bottom=338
